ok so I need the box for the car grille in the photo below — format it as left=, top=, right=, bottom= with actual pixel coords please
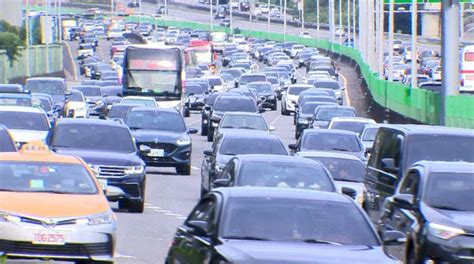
left=141, top=142, right=177, bottom=154
left=97, top=165, right=127, bottom=178
left=0, top=240, right=113, bottom=257
left=21, top=217, right=76, bottom=226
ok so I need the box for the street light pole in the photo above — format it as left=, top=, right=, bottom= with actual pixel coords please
left=210, top=0, right=213, bottom=30
left=388, top=0, right=394, bottom=81
left=377, top=0, right=384, bottom=75
left=329, top=0, right=335, bottom=47
left=347, top=0, right=350, bottom=45
left=25, top=0, right=30, bottom=77
left=411, top=0, right=418, bottom=88
left=301, top=0, right=304, bottom=31
left=284, top=0, right=287, bottom=41
left=338, top=0, right=342, bottom=45
left=352, top=0, right=356, bottom=48
left=267, top=0, right=271, bottom=38
left=316, top=0, right=320, bottom=40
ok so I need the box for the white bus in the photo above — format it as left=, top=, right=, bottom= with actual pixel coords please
left=460, top=45, right=474, bottom=92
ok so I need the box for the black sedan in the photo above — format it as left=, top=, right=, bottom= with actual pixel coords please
left=124, top=107, right=198, bottom=175
left=380, top=161, right=474, bottom=264
left=201, top=130, right=288, bottom=197
left=166, top=187, right=401, bottom=263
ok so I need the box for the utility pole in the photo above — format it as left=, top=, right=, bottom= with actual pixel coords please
left=284, top=0, right=287, bottom=41
left=358, top=0, right=364, bottom=60
left=210, top=0, right=213, bottom=30
left=352, top=0, right=356, bottom=48
left=111, top=0, right=114, bottom=13
left=301, top=0, right=304, bottom=31
left=267, top=0, right=270, bottom=38
left=411, top=0, right=418, bottom=88
left=347, top=0, right=350, bottom=45
left=338, top=0, right=342, bottom=45
left=460, top=2, right=464, bottom=39
left=368, top=0, right=375, bottom=70
left=329, top=0, right=335, bottom=48
left=441, top=0, right=460, bottom=126
left=58, top=0, right=62, bottom=43
left=377, top=0, right=384, bottom=75
left=388, top=0, right=394, bottom=81
left=230, top=0, right=233, bottom=33
left=25, top=0, right=30, bottom=77
left=316, top=0, right=320, bottom=40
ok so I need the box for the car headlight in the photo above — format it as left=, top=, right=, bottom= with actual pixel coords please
left=76, top=211, right=114, bottom=225
left=356, top=194, right=364, bottom=205
left=268, top=95, right=275, bottom=100
left=0, top=211, right=21, bottom=223
left=95, top=100, right=105, bottom=107
left=177, top=136, right=191, bottom=146
left=124, top=165, right=145, bottom=174
left=298, top=118, right=309, bottom=124
left=428, top=223, right=465, bottom=240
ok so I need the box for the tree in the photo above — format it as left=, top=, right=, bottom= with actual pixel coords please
left=0, top=32, right=23, bottom=66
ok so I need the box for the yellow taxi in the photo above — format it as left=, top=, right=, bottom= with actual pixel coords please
left=0, top=141, right=116, bottom=263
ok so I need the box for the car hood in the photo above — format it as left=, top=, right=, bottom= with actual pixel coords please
left=130, top=129, right=185, bottom=144
left=217, top=240, right=397, bottom=264
left=9, top=129, right=48, bottom=143
left=85, top=96, right=103, bottom=103
left=423, top=204, right=474, bottom=232
left=53, top=149, right=143, bottom=166
left=0, top=192, right=109, bottom=218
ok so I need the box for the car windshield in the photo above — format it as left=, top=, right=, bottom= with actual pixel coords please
left=219, top=137, right=286, bottom=155
left=308, top=157, right=365, bottom=182
left=316, top=109, right=356, bottom=121
left=331, top=121, right=372, bottom=135
left=239, top=75, right=266, bottom=85
left=214, top=98, right=256, bottom=112
left=125, top=110, right=186, bottom=132
left=127, top=70, right=179, bottom=93
left=0, top=111, right=48, bottom=131
left=107, top=105, right=134, bottom=119
left=302, top=133, right=361, bottom=152
left=186, top=85, right=204, bottom=95
left=68, top=92, right=83, bottom=102
left=32, top=97, right=52, bottom=112
left=424, top=173, right=474, bottom=211
left=302, top=103, right=332, bottom=114
left=406, top=135, right=474, bottom=166
left=75, top=86, right=101, bottom=97
left=313, top=82, right=340, bottom=90
left=288, top=86, right=309, bottom=95
left=0, top=162, right=98, bottom=194
left=361, top=127, right=379, bottom=141
left=220, top=197, right=379, bottom=246
left=121, top=98, right=155, bottom=107
left=248, top=84, right=272, bottom=93
left=238, top=161, right=335, bottom=191
left=51, top=124, right=136, bottom=153
left=220, top=115, right=268, bottom=130
left=27, top=80, right=65, bottom=95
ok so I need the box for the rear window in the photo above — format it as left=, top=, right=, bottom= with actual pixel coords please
left=214, top=97, right=257, bottom=112
left=302, top=133, right=361, bottom=152
left=239, top=75, right=266, bottom=85
left=219, top=137, right=287, bottom=155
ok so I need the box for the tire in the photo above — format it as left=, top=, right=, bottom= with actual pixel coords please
left=184, top=109, right=190, bottom=117
left=128, top=199, right=144, bottom=213
left=207, top=129, right=214, bottom=142
left=176, top=164, right=191, bottom=175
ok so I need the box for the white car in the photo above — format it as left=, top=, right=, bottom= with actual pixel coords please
left=65, top=89, right=89, bottom=118
left=107, top=28, right=123, bottom=40
left=289, top=45, right=305, bottom=58
left=0, top=105, right=50, bottom=146
left=120, top=96, right=158, bottom=108
left=281, top=84, right=313, bottom=115
left=334, top=27, right=346, bottom=37
left=202, top=75, right=226, bottom=92
left=431, top=66, right=442, bottom=81
left=298, top=31, right=311, bottom=39
left=328, top=117, right=377, bottom=136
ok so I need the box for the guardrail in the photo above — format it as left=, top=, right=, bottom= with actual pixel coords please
left=127, top=15, right=474, bottom=129
left=0, top=44, right=63, bottom=84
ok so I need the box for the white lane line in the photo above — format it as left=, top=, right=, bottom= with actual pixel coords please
left=144, top=203, right=151, bottom=206
left=176, top=216, right=187, bottom=220
left=145, top=206, right=162, bottom=209
left=154, top=209, right=171, bottom=213
left=339, top=72, right=351, bottom=106
left=115, top=252, right=137, bottom=259
left=165, top=213, right=183, bottom=217
left=191, top=166, right=200, bottom=171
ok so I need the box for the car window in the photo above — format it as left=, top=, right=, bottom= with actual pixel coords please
left=214, top=98, right=257, bottom=112
left=125, top=111, right=186, bottom=132
left=220, top=115, right=268, bottom=130
left=309, top=157, right=365, bottom=182
left=186, top=198, right=216, bottom=229
left=424, top=172, right=474, bottom=211
left=0, top=111, right=49, bottom=131
left=399, top=172, right=420, bottom=196
left=302, top=133, right=361, bottom=152
left=219, top=137, right=287, bottom=155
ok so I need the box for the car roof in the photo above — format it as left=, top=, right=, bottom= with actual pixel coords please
left=235, top=154, right=321, bottom=164
left=214, top=187, right=352, bottom=203
left=296, top=151, right=363, bottom=161
left=413, top=161, right=474, bottom=174
left=222, top=111, right=262, bottom=117
left=0, top=144, right=82, bottom=164
left=27, top=77, right=65, bottom=82
left=303, top=128, right=358, bottom=136
left=121, top=96, right=155, bottom=101
left=330, top=117, right=376, bottom=123
left=56, top=118, right=128, bottom=128
left=129, top=106, right=178, bottom=113
left=221, top=129, right=279, bottom=139
left=379, top=124, right=473, bottom=136
left=0, top=105, right=44, bottom=113
left=316, top=105, right=355, bottom=110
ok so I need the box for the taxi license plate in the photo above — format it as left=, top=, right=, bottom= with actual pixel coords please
left=32, top=230, right=67, bottom=245
left=149, top=149, right=164, bottom=157
left=98, top=179, right=107, bottom=191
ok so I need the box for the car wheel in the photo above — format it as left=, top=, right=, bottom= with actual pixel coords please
left=201, top=123, right=208, bottom=136
left=176, top=164, right=191, bottom=175
left=184, top=108, right=190, bottom=117
left=128, top=199, right=144, bottom=213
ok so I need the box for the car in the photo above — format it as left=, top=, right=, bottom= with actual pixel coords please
left=0, top=124, right=16, bottom=152
left=0, top=90, right=32, bottom=106
left=364, top=125, right=474, bottom=223
left=72, top=85, right=107, bottom=118
left=247, top=81, right=277, bottom=110
left=311, top=105, right=357, bottom=129
left=0, top=141, right=115, bottom=263
left=26, top=77, right=68, bottom=116
left=296, top=151, right=366, bottom=206
left=200, top=92, right=228, bottom=136
left=359, top=124, right=382, bottom=152
left=328, top=117, right=377, bottom=136
left=298, top=31, right=311, bottom=38
left=288, top=44, right=305, bottom=58
left=289, top=129, right=366, bottom=161
left=185, top=83, right=208, bottom=112
left=307, top=79, right=344, bottom=104
left=295, top=101, right=336, bottom=139
left=212, top=154, right=337, bottom=193
left=379, top=161, right=474, bottom=264
left=128, top=0, right=139, bottom=7
left=0, top=105, right=50, bottom=147
left=106, top=28, right=123, bottom=40
left=236, top=73, right=267, bottom=89
left=106, top=103, right=140, bottom=122
left=120, top=96, right=158, bottom=108
left=294, top=95, right=337, bottom=126
left=124, top=107, right=198, bottom=175
left=281, top=84, right=313, bottom=115
left=213, top=112, right=273, bottom=140
left=166, top=187, right=400, bottom=263
left=202, top=75, right=226, bottom=93
left=77, top=43, right=94, bottom=59
left=220, top=19, right=231, bottom=27
left=201, top=130, right=288, bottom=196
left=64, top=89, right=89, bottom=118
left=48, top=119, right=147, bottom=213
left=0, top=84, right=23, bottom=93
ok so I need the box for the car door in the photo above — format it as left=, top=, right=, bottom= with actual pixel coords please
left=201, top=135, right=222, bottom=192
left=169, top=197, right=218, bottom=264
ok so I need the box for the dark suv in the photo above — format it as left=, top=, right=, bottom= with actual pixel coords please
left=49, top=119, right=146, bottom=213
left=379, top=161, right=474, bottom=264
left=364, top=125, right=474, bottom=223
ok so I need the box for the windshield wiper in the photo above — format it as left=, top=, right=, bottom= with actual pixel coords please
left=223, top=236, right=271, bottom=241
left=330, top=148, right=350, bottom=152
left=432, top=205, right=468, bottom=211
left=299, top=238, right=342, bottom=245
left=239, top=126, right=259, bottom=130
left=128, top=126, right=143, bottom=130
left=220, top=126, right=235, bottom=129
left=334, top=178, right=362, bottom=183
left=221, top=153, right=236, bottom=156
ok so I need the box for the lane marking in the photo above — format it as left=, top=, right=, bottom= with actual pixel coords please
left=165, top=213, right=183, bottom=217
left=154, top=209, right=171, bottom=213
left=191, top=166, right=200, bottom=171
left=176, top=216, right=187, bottom=220
left=145, top=206, right=161, bottom=209
left=339, top=72, right=351, bottom=106
left=115, top=252, right=137, bottom=259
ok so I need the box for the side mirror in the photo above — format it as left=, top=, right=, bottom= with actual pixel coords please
left=393, top=193, right=416, bottom=210
left=212, top=178, right=230, bottom=188
left=341, top=187, right=357, bottom=199
left=187, top=220, right=209, bottom=236
left=188, top=128, right=198, bottom=134
left=65, top=91, right=72, bottom=96
left=269, top=125, right=276, bottom=131
left=235, top=82, right=239, bottom=88
left=203, top=149, right=214, bottom=156
left=260, top=96, right=266, bottom=101
left=259, top=108, right=266, bottom=113
left=139, top=145, right=151, bottom=154
left=288, top=143, right=298, bottom=151
left=381, top=158, right=399, bottom=174
left=382, top=230, right=407, bottom=245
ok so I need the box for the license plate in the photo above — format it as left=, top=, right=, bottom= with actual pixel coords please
left=32, top=230, right=67, bottom=245
left=149, top=149, right=164, bottom=157
left=98, top=179, right=107, bottom=191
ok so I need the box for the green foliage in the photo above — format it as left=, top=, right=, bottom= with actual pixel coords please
left=0, top=32, right=23, bottom=66
left=0, top=20, right=20, bottom=35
